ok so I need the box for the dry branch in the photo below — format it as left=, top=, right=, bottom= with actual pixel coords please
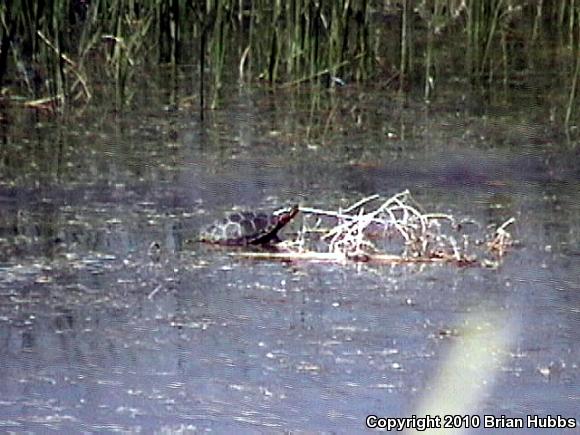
left=235, top=191, right=515, bottom=267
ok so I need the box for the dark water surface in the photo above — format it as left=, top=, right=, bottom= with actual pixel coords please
left=0, top=85, right=579, bottom=433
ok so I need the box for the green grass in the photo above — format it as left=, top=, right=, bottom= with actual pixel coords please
left=0, top=1, right=578, bottom=131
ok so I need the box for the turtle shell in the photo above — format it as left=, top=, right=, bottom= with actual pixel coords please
left=200, top=204, right=299, bottom=246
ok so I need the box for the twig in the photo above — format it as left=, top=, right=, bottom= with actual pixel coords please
left=299, top=206, right=388, bottom=225
left=147, top=285, right=163, bottom=300
left=343, top=194, right=381, bottom=213
left=496, top=217, right=515, bottom=233
left=487, top=217, right=515, bottom=258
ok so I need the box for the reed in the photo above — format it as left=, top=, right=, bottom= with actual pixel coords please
left=0, top=0, right=576, bottom=131
left=564, top=4, right=580, bottom=132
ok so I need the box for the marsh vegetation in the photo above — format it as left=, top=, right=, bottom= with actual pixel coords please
left=1, top=1, right=579, bottom=133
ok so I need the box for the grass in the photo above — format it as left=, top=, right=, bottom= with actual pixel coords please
left=0, top=1, right=578, bottom=131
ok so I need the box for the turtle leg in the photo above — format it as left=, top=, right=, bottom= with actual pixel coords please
left=269, top=234, right=282, bottom=244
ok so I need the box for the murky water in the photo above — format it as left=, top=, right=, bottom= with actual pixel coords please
left=0, top=83, right=579, bottom=432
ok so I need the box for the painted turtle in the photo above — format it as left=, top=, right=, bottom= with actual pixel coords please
left=199, top=204, right=299, bottom=246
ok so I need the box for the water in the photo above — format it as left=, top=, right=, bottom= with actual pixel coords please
left=0, top=83, right=578, bottom=432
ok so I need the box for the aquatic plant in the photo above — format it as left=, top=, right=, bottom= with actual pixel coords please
left=0, top=0, right=578, bottom=131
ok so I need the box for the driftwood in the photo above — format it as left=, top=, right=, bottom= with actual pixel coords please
left=230, top=191, right=515, bottom=267
left=231, top=251, right=478, bottom=266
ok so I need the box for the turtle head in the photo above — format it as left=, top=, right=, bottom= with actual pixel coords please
left=273, top=204, right=299, bottom=224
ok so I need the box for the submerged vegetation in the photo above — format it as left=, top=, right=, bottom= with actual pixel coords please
left=0, top=0, right=579, bottom=132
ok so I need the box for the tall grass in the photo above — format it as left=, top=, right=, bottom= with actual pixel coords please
left=564, top=4, right=580, bottom=131
left=0, top=1, right=578, bottom=130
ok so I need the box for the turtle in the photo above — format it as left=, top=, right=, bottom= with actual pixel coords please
left=199, top=204, right=299, bottom=246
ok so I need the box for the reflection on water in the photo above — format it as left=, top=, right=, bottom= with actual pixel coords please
left=0, top=84, right=579, bottom=432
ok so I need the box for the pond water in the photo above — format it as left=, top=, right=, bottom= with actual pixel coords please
left=0, top=82, right=579, bottom=433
